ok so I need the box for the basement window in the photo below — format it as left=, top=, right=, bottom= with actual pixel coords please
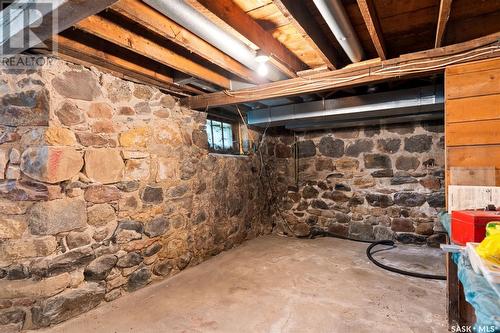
left=206, top=117, right=249, bottom=155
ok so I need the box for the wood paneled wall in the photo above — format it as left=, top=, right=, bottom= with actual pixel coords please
left=445, top=58, right=500, bottom=186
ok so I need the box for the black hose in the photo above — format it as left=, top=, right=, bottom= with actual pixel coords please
left=366, top=240, right=446, bottom=281
left=307, top=228, right=446, bottom=281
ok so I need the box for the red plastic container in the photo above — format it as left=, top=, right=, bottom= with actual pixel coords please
left=451, top=210, right=500, bottom=245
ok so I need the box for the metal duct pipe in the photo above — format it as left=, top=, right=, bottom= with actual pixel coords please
left=247, top=85, right=444, bottom=129
left=312, top=0, right=365, bottom=62
left=143, top=0, right=285, bottom=82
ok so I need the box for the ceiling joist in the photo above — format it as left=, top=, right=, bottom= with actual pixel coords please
left=435, top=0, right=453, bottom=48
left=273, top=0, right=342, bottom=70
left=52, top=34, right=202, bottom=96
left=194, top=0, right=307, bottom=78
left=75, top=14, right=232, bottom=89
left=181, top=32, right=500, bottom=109
left=110, top=0, right=264, bottom=85
left=357, top=0, right=387, bottom=60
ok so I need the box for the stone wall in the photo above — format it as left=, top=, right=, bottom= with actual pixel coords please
left=265, top=122, right=446, bottom=245
left=0, top=58, right=273, bottom=331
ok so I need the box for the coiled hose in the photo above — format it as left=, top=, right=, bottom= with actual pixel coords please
left=307, top=228, right=446, bottom=281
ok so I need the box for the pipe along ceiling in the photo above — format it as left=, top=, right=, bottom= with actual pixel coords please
left=247, top=85, right=444, bottom=131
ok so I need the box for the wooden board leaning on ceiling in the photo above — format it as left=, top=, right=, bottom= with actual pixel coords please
left=445, top=57, right=500, bottom=188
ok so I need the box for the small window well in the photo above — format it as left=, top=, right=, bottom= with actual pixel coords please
left=205, top=117, right=252, bottom=155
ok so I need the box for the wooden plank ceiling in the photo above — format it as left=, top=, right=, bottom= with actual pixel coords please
left=39, top=0, right=500, bottom=101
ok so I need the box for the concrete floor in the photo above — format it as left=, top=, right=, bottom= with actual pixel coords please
left=37, top=235, right=448, bottom=333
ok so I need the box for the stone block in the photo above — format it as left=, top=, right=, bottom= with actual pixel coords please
left=365, top=193, right=394, bottom=208
left=84, top=255, right=117, bottom=281
left=302, top=185, right=318, bottom=199
left=318, top=137, right=343, bottom=157
left=5, top=165, right=21, bottom=180
left=391, top=218, right=415, bottom=232
left=0, top=215, right=26, bottom=239
left=55, top=101, right=85, bottom=126
left=112, top=220, right=143, bottom=244
left=66, top=231, right=92, bottom=249
left=44, top=127, right=77, bottom=146
left=32, top=282, right=105, bottom=327
left=345, top=139, right=373, bottom=157
left=84, top=149, right=124, bottom=184
left=0, top=308, right=25, bottom=327
left=52, top=70, right=100, bottom=101
left=84, top=185, right=121, bottom=203
left=141, top=186, right=163, bottom=204
left=156, top=157, right=178, bottom=181
left=373, top=225, right=394, bottom=240
left=427, top=191, right=445, bottom=208
left=396, top=233, right=426, bottom=244
left=116, top=181, right=140, bottom=192
left=335, top=157, right=359, bottom=172
left=416, top=223, right=434, bottom=235
left=0, top=237, right=57, bottom=265
left=371, top=169, right=393, bottom=178
left=28, top=198, right=87, bottom=235
left=0, top=149, right=8, bottom=179
left=0, top=179, right=49, bottom=201
left=116, top=252, right=142, bottom=268
left=364, top=154, right=392, bottom=169
left=420, top=176, right=441, bottom=191
left=20, top=146, right=83, bottom=184
left=76, top=133, right=116, bottom=148
left=8, top=148, right=20, bottom=164
left=124, top=159, right=150, bottom=181
left=119, top=127, right=151, bottom=148
left=377, top=138, right=401, bottom=154
left=394, top=192, right=426, bottom=207
left=90, top=120, right=115, bottom=134
left=391, top=176, right=418, bottom=185
left=0, top=89, right=49, bottom=126
left=144, top=216, right=169, bottom=237
left=395, top=156, right=420, bottom=171
left=297, top=140, right=316, bottom=158
left=87, top=103, right=113, bottom=119
left=87, top=203, right=116, bottom=227
left=32, top=246, right=95, bottom=277
left=352, top=176, right=375, bottom=188
left=127, top=267, right=151, bottom=292
left=0, top=273, right=70, bottom=299
left=404, top=135, right=433, bottom=153
left=0, top=199, right=32, bottom=215
left=349, top=222, right=374, bottom=240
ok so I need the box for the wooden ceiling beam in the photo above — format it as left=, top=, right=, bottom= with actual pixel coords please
left=52, top=34, right=202, bottom=96
left=357, top=0, right=387, bottom=60
left=75, top=15, right=232, bottom=89
left=110, top=0, right=265, bottom=85
left=273, top=0, right=342, bottom=70
left=181, top=32, right=500, bottom=109
left=194, top=0, right=308, bottom=77
left=435, top=0, right=453, bottom=48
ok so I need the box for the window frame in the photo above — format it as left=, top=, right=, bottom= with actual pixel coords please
left=205, top=116, right=242, bottom=155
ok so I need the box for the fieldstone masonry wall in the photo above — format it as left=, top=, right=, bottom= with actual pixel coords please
left=0, top=57, right=273, bottom=331
left=265, top=122, right=446, bottom=245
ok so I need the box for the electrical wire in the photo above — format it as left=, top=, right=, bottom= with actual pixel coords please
left=220, top=44, right=500, bottom=102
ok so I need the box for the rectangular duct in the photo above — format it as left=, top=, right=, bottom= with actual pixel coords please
left=247, top=85, right=444, bottom=130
